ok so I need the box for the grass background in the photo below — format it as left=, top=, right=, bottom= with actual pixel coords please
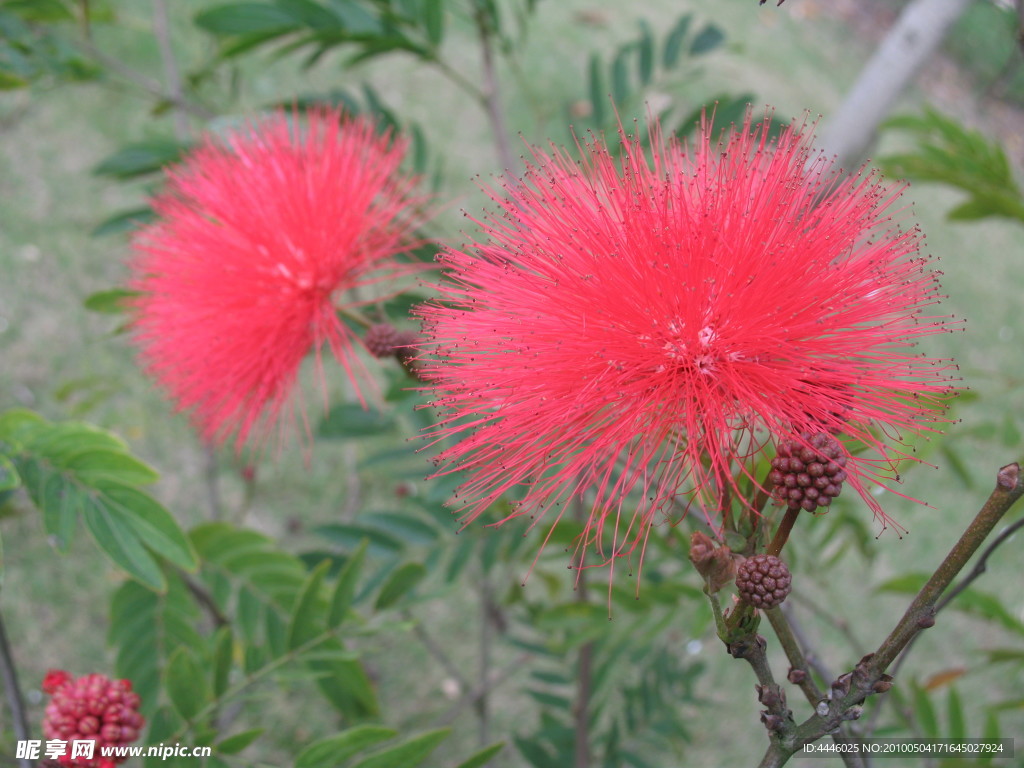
left=1, top=0, right=1023, bottom=765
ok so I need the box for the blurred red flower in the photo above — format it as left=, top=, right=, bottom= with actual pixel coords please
left=130, top=109, right=424, bottom=449
left=418, top=113, right=958, bottom=579
left=41, top=670, right=143, bottom=767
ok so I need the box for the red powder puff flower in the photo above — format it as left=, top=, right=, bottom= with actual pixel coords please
left=130, top=108, right=426, bottom=449
left=41, top=670, right=144, bottom=767
left=417, top=113, right=958, bottom=580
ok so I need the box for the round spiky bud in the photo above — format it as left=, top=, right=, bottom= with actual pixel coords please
left=736, top=554, right=792, bottom=609
left=364, top=323, right=404, bottom=358
left=769, top=433, right=848, bottom=511
left=41, top=670, right=144, bottom=767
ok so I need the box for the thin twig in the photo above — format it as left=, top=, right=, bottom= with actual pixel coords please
left=403, top=610, right=471, bottom=692
left=936, top=514, right=1024, bottom=612
left=867, top=513, right=1024, bottom=733
left=571, top=494, right=593, bottom=768
left=202, top=442, right=223, bottom=521
left=0, top=610, right=33, bottom=768
left=152, top=0, right=189, bottom=140
left=73, top=39, right=214, bottom=120
left=766, top=608, right=865, bottom=768
left=472, top=6, right=517, bottom=173
left=435, top=652, right=530, bottom=726
left=180, top=571, right=229, bottom=628
left=789, top=588, right=866, bottom=655
left=476, top=573, right=493, bottom=747
left=756, top=463, right=1024, bottom=767
left=766, top=607, right=828, bottom=702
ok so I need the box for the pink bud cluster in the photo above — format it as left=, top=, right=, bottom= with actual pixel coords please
left=42, top=670, right=144, bottom=768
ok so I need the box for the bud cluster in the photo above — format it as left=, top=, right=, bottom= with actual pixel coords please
left=42, top=670, right=144, bottom=767
left=770, top=433, right=848, bottom=511
left=364, top=323, right=418, bottom=360
left=363, top=323, right=423, bottom=378
left=735, top=553, right=792, bottom=609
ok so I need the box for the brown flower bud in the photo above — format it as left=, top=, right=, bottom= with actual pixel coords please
left=689, top=531, right=737, bottom=593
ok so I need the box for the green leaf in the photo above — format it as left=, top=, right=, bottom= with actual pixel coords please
left=64, top=450, right=158, bottom=486
left=880, top=574, right=1024, bottom=634
left=164, top=647, right=210, bottom=722
left=689, top=23, right=725, bottom=55
left=662, top=14, right=691, bottom=68
left=92, top=140, right=190, bottom=179
left=109, top=576, right=202, bottom=715
left=328, top=539, right=367, bottom=627
left=0, top=455, right=20, bottom=492
left=215, top=729, right=263, bottom=755
left=84, top=288, right=140, bottom=315
left=211, top=627, right=234, bottom=698
left=374, top=562, right=426, bottom=610
left=946, top=687, right=966, bottom=740
left=294, top=726, right=397, bottom=768
left=274, top=0, right=343, bottom=30
left=423, top=0, right=444, bottom=47
left=325, top=0, right=381, bottom=35
left=637, top=20, right=654, bottom=85
left=981, top=712, right=1001, bottom=764
left=81, top=499, right=165, bottom=590
left=912, top=682, right=939, bottom=738
left=444, top=533, right=475, bottom=583
left=318, top=403, right=396, bottom=439
left=314, top=523, right=405, bottom=556
left=587, top=52, right=605, bottom=127
left=875, top=572, right=929, bottom=595
left=96, top=480, right=197, bottom=571
left=984, top=648, right=1024, bottom=664
left=350, top=728, right=450, bottom=768
left=361, top=511, right=439, bottom=545
left=287, top=560, right=330, bottom=650
left=610, top=46, right=631, bottom=106
left=195, top=3, right=299, bottom=35
left=879, top=108, right=1024, bottom=225
left=90, top=206, right=157, bottom=237
left=454, top=742, right=505, bottom=768
left=310, top=649, right=380, bottom=719
left=0, top=70, right=28, bottom=89
left=3, top=0, right=75, bottom=22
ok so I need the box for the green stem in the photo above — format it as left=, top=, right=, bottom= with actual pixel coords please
left=338, top=305, right=373, bottom=329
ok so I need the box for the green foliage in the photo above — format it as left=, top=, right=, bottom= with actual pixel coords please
left=294, top=725, right=397, bottom=768
left=876, top=573, right=1024, bottom=636
left=195, top=0, right=441, bottom=66
left=879, top=108, right=1024, bottom=224
left=0, top=0, right=97, bottom=88
left=100, top=514, right=502, bottom=765
left=577, top=11, right=748, bottom=141
left=947, top=1, right=1024, bottom=104
left=92, top=139, right=194, bottom=180
left=509, top=527, right=709, bottom=767
left=0, top=409, right=196, bottom=590
left=83, top=288, right=140, bottom=314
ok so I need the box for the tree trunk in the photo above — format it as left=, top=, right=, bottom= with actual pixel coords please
left=816, top=0, right=976, bottom=171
